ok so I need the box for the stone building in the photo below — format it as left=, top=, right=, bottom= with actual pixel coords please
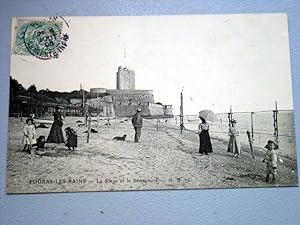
left=76, top=66, right=173, bottom=118
left=86, top=95, right=115, bottom=117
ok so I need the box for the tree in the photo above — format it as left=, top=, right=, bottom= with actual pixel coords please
left=10, top=77, right=26, bottom=116
left=27, top=84, right=37, bottom=93
left=10, top=76, right=26, bottom=97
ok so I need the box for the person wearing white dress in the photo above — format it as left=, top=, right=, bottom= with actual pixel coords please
left=22, top=118, right=37, bottom=154
left=227, top=120, right=241, bottom=158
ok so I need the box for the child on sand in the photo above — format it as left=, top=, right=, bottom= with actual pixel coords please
left=22, top=118, right=37, bottom=154
left=262, top=140, right=283, bottom=183
left=65, top=127, right=77, bottom=151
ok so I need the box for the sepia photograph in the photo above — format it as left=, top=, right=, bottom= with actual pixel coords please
left=7, top=14, right=298, bottom=194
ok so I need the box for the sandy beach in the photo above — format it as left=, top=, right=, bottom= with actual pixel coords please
left=6, top=117, right=298, bottom=194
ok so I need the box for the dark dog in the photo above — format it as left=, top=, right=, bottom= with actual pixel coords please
left=113, top=135, right=127, bottom=141
left=65, top=127, right=77, bottom=151
left=32, top=135, right=46, bottom=150
left=83, top=128, right=98, bottom=133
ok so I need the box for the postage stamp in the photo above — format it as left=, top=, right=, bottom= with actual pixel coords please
left=13, top=18, right=69, bottom=60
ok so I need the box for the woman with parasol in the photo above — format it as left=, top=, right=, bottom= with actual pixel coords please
left=198, top=110, right=216, bottom=155
left=46, top=105, right=65, bottom=144
left=198, top=117, right=213, bottom=155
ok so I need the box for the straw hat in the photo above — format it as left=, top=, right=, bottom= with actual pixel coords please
left=264, top=140, right=279, bottom=150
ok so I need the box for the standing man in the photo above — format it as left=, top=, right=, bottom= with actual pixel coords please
left=132, top=108, right=143, bottom=143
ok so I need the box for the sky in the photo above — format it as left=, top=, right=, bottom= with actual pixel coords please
left=10, top=14, right=294, bottom=114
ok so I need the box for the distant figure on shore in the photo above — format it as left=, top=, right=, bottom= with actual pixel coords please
left=132, top=108, right=143, bottom=143
left=262, top=140, right=283, bottom=183
left=198, top=117, right=213, bottom=155
left=47, top=106, right=65, bottom=144
left=22, top=118, right=37, bottom=154
left=227, top=119, right=241, bottom=158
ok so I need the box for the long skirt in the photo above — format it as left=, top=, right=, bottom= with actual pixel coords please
left=47, top=122, right=64, bottom=143
left=199, top=130, right=213, bottom=154
left=227, top=136, right=241, bottom=155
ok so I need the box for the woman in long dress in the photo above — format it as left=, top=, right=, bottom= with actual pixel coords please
left=47, top=106, right=65, bottom=143
left=227, top=119, right=241, bottom=157
left=198, top=117, right=213, bottom=155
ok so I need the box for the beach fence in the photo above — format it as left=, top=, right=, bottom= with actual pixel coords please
left=168, top=110, right=296, bottom=160
left=76, top=106, right=296, bottom=160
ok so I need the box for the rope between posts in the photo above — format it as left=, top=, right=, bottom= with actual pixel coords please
left=77, top=118, right=295, bottom=139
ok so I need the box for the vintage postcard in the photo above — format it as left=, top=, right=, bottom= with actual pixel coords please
left=7, top=14, right=298, bottom=194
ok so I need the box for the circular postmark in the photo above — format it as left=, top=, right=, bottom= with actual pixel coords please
left=23, top=21, right=61, bottom=60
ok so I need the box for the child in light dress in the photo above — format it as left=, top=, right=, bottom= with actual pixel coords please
left=22, top=118, right=37, bottom=154
left=262, top=140, right=283, bottom=183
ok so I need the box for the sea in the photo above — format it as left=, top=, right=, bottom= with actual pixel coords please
left=167, top=110, right=297, bottom=160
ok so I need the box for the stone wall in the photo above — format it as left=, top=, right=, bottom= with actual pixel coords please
left=106, top=89, right=155, bottom=104
left=163, top=105, right=174, bottom=117
left=113, top=102, right=172, bottom=118
left=86, top=96, right=115, bottom=117
left=148, top=103, right=164, bottom=116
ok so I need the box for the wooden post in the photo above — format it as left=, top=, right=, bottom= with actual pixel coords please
left=230, top=106, right=233, bottom=124
left=251, top=112, right=254, bottom=140
left=81, top=83, right=87, bottom=126
left=247, top=131, right=255, bottom=158
left=87, top=117, right=91, bottom=143
left=228, top=105, right=233, bottom=127
left=273, top=101, right=279, bottom=142
left=180, top=92, right=184, bottom=133
left=84, top=104, right=89, bottom=127
left=106, top=108, right=111, bottom=126
left=156, top=119, right=159, bottom=131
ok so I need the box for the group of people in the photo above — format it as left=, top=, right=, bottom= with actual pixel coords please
left=22, top=106, right=77, bottom=154
left=22, top=106, right=281, bottom=183
left=22, top=106, right=144, bottom=156
left=197, top=116, right=282, bottom=183
left=197, top=117, right=241, bottom=157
